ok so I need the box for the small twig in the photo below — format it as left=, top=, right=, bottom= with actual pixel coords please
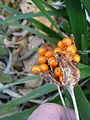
left=80, top=78, right=90, bottom=87
left=42, top=41, right=52, bottom=50
left=66, top=85, right=80, bottom=120
left=0, top=83, right=21, bottom=98
left=0, top=66, right=5, bottom=70
left=57, top=85, right=71, bottom=120
left=70, top=34, right=75, bottom=45
left=4, top=48, right=12, bottom=73
left=77, top=50, right=90, bottom=54
left=13, top=30, right=28, bottom=37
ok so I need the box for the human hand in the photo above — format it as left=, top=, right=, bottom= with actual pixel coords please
left=28, top=103, right=76, bottom=120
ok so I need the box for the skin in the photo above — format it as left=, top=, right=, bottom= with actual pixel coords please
left=28, top=103, right=76, bottom=120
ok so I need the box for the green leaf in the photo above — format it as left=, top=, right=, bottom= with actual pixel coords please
left=75, top=85, right=90, bottom=120
left=0, top=2, right=20, bottom=14
left=79, top=63, right=89, bottom=69
left=0, top=35, right=8, bottom=57
left=83, top=87, right=90, bottom=95
left=40, top=0, right=56, bottom=10
left=0, top=12, right=42, bottom=25
left=32, top=0, right=64, bottom=39
left=29, top=18, right=60, bottom=39
left=80, top=67, right=90, bottom=80
left=80, top=0, right=90, bottom=14
left=0, top=74, right=38, bottom=91
left=0, top=9, right=66, bottom=25
left=59, top=19, right=71, bottom=35
left=0, top=83, right=57, bottom=114
left=65, top=85, right=90, bottom=120
left=81, top=34, right=88, bottom=64
left=0, top=106, right=37, bottom=120
left=65, top=0, right=87, bottom=49
left=0, top=71, right=13, bottom=83
left=4, top=23, right=57, bottom=44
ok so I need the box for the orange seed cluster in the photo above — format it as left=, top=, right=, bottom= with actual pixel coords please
left=32, top=37, right=80, bottom=84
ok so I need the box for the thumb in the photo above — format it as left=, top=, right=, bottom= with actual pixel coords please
left=28, top=103, right=76, bottom=120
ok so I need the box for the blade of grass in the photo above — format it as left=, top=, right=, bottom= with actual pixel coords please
left=83, top=87, right=90, bottom=95
left=0, top=10, right=66, bottom=25
left=0, top=106, right=37, bottom=120
left=0, top=2, right=20, bottom=14
left=80, top=67, right=90, bottom=80
left=65, top=0, right=87, bottom=49
left=32, top=0, right=65, bottom=39
left=81, top=34, right=88, bottom=64
left=29, top=18, right=61, bottom=39
left=78, top=63, right=89, bottom=69
left=40, top=0, right=56, bottom=10
left=80, top=0, right=90, bottom=14
left=0, top=12, right=43, bottom=25
left=59, top=18, right=71, bottom=35
left=74, top=85, right=90, bottom=120
left=0, top=74, right=38, bottom=91
left=0, top=83, right=57, bottom=114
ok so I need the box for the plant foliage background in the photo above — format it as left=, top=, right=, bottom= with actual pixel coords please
left=0, top=0, right=90, bottom=120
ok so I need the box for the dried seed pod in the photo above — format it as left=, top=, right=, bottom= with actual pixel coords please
left=54, top=52, right=80, bottom=86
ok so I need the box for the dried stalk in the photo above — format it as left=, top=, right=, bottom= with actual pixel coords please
left=66, top=86, right=80, bottom=120
left=4, top=48, right=12, bottom=73
left=57, top=85, right=71, bottom=120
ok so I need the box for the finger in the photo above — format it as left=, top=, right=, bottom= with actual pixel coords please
left=28, top=103, right=76, bottom=120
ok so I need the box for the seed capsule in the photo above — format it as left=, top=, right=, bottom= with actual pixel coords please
left=59, top=75, right=63, bottom=84
left=45, top=50, right=53, bottom=58
left=38, top=56, right=47, bottom=64
left=32, top=65, right=41, bottom=74
left=38, top=48, right=47, bottom=56
left=54, top=47, right=62, bottom=54
left=49, top=57, right=58, bottom=67
left=40, top=64, right=49, bottom=72
left=17, top=36, right=23, bottom=42
left=73, top=54, right=80, bottom=63
left=66, top=45, right=77, bottom=55
left=62, top=38, right=72, bottom=46
left=54, top=67, right=62, bottom=77
left=57, top=41, right=64, bottom=48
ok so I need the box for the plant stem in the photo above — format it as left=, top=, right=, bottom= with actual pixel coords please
left=57, top=85, right=71, bottom=120
left=67, top=85, right=80, bottom=120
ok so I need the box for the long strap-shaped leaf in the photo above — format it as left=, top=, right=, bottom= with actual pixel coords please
left=65, top=0, right=87, bottom=49
left=0, top=83, right=57, bottom=114
left=0, top=2, right=21, bottom=14
left=80, top=0, right=90, bottom=15
left=29, top=18, right=61, bottom=39
left=74, top=85, right=90, bottom=120
left=32, top=0, right=64, bottom=39
left=81, top=34, right=88, bottom=64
